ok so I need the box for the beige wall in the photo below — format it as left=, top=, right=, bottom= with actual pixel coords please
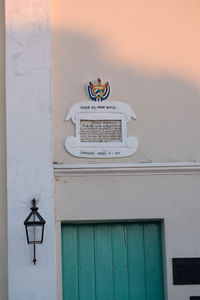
left=0, top=0, right=7, bottom=299
left=51, top=0, right=200, bottom=164
left=51, top=2, right=200, bottom=299
left=55, top=173, right=200, bottom=300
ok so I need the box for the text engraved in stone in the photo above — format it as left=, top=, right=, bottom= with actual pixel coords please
left=80, top=120, right=122, bottom=143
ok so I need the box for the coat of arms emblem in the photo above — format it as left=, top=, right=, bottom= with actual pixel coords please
left=88, top=78, right=110, bottom=101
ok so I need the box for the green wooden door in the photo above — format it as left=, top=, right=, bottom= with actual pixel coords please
left=62, top=222, right=164, bottom=300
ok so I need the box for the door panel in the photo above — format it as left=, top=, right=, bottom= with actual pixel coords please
left=144, top=224, right=164, bottom=300
left=78, top=225, right=96, bottom=300
left=62, top=225, right=79, bottom=300
left=111, top=224, right=129, bottom=300
left=127, top=224, right=146, bottom=300
left=94, top=224, right=113, bottom=300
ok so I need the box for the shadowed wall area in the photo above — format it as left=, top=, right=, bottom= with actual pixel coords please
left=51, top=0, right=200, bottom=164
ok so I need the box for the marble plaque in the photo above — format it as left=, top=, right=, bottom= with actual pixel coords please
left=64, top=101, right=138, bottom=158
left=80, top=120, right=122, bottom=143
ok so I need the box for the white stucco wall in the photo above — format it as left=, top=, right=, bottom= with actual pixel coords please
left=6, top=1, right=56, bottom=299
left=0, top=0, right=8, bottom=299
left=4, top=0, right=200, bottom=299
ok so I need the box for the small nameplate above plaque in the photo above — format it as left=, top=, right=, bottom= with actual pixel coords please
left=64, top=79, right=139, bottom=158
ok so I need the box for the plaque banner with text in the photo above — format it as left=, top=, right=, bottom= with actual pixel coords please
left=64, top=101, right=138, bottom=158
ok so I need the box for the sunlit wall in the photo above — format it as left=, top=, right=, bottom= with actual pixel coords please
left=51, top=0, right=200, bottom=163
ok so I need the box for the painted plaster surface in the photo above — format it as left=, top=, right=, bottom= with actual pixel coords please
left=6, top=1, right=56, bottom=299
left=51, top=1, right=200, bottom=299
left=55, top=174, right=200, bottom=300
left=0, top=1, right=8, bottom=299
left=51, top=0, right=200, bottom=164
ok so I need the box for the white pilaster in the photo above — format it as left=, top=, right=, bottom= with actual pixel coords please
left=6, top=1, right=56, bottom=299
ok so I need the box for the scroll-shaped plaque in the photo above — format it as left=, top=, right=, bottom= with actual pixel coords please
left=64, top=101, right=138, bottom=158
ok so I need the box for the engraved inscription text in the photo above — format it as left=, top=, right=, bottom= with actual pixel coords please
left=80, top=120, right=122, bottom=143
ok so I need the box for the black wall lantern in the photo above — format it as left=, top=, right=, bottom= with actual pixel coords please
left=24, top=199, right=46, bottom=264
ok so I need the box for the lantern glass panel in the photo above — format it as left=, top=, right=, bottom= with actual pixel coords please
left=28, top=213, right=41, bottom=222
left=27, top=224, right=44, bottom=244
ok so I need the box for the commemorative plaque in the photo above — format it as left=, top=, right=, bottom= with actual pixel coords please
left=64, top=78, right=139, bottom=158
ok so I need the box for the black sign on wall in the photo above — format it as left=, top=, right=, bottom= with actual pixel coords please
left=173, top=258, right=200, bottom=285
left=190, top=297, right=200, bottom=300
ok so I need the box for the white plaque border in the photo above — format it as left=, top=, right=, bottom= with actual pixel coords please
left=64, top=101, right=139, bottom=158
